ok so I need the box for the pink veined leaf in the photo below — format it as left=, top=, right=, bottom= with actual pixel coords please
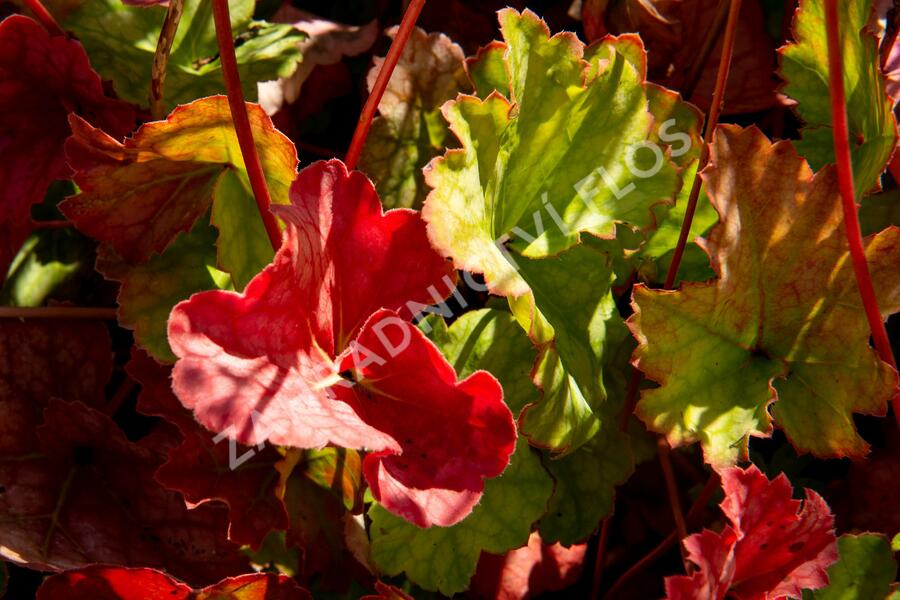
left=168, top=160, right=516, bottom=527
left=665, top=465, right=838, bottom=600
left=469, top=531, right=588, bottom=600
left=37, top=566, right=311, bottom=599
left=0, top=15, right=135, bottom=282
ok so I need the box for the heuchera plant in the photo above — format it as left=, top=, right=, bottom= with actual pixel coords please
left=0, top=0, right=899, bottom=598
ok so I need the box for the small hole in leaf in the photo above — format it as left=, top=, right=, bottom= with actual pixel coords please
left=788, top=541, right=804, bottom=552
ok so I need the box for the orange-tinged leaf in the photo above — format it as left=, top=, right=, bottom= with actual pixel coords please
left=60, top=96, right=298, bottom=288
left=630, top=125, right=900, bottom=468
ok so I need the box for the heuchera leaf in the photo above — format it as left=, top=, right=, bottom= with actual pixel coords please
left=62, top=0, right=304, bottom=111
left=584, top=0, right=780, bottom=114
left=98, top=219, right=231, bottom=362
left=0, top=15, right=135, bottom=281
left=60, top=96, right=299, bottom=290
left=257, top=5, right=377, bottom=115
left=359, top=26, right=471, bottom=209
left=780, top=0, right=897, bottom=195
left=665, top=465, right=838, bottom=600
left=168, top=160, right=515, bottom=527
left=802, top=534, right=898, bottom=600
left=368, top=438, right=553, bottom=596
left=37, top=567, right=311, bottom=600
left=631, top=125, right=900, bottom=468
left=361, top=581, right=414, bottom=600
left=0, top=397, right=246, bottom=583
left=469, top=531, right=587, bottom=600
left=422, top=8, right=680, bottom=297
left=127, top=349, right=288, bottom=550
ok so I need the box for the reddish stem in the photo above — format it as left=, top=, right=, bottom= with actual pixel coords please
left=0, top=306, right=117, bottom=319
left=23, top=0, right=64, bottom=37
left=602, top=474, right=719, bottom=600
left=657, top=438, right=689, bottom=556
left=211, top=0, right=281, bottom=252
left=664, top=0, right=742, bottom=290
left=824, top=0, right=900, bottom=425
left=344, top=0, right=427, bottom=170
left=591, top=516, right=613, bottom=596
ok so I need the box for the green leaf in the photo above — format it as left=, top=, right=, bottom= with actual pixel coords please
left=422, top=8, right=680, bottom=297
left=368, top=438, right=553, bottom=596
left=780, top=0, right=896, bottom=195
left=0, top=229, right=94, bottom=307
left=359, top=26, right=470, bottom=209
left=97, top=219, right=231, bottom=363
left=860, top=188, right=900, bottom=236
left=419, top=308, right=539, bottom=416
left=631, top=125, right=900, bottom=468
left=802, top=534, right=898, bottom=600
left=538, top=316, right=635, bottom=545
left=63, top=0, right=304, bottom=111
left=510, top=243, right=624, bottom=453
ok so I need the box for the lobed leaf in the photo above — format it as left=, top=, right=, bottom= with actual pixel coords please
left=62, top=0, right=304, bottom=112
left=780, top=0, right=897, bottom=195
left=631, top=125, right=900, bottom=467
left=61, top=96, right=299, bottom=290
left=802, top=534, right=898, bottom=600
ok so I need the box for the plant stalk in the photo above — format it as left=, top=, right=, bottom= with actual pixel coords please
left=150, top=0, right=185, bottom=120
left=211, top=0, right=281, bottom=252
left=344, top=0, right=427, bottom=170
left=824, top=0, right=900, bottom=425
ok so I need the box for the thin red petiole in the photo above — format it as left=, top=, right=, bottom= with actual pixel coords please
left=824, top=0, right=900, bottom=425
left=211, top=0, right=281, bottom=252
left=344, top=0, right=426, bottom=171
left=664, top=0, right=742, bottom=290
left=23, top=0, right=64, bottom=37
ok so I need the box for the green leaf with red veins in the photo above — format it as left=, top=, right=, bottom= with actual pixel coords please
left=422, top=8, right=680, bottom=298
left=98, top=219, right=231, bottom=363
left=62, top=0, right=304, bottom=112
left=359, top=26, right=471, bottom=209
left=780, top=0, right=897, bottom=195
left=631, top=125, right=900, bottom=469
left=60, top=96, right=299, bottom=290
left=802, top=534, right=898, bottom=600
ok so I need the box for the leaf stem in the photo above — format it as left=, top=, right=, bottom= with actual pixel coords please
left=0, top=307, right=117, bottom=319
left=657, top=437, right=688, bottom=552
left=601, top=474, right=719, bottom=600
left=23, top=0, right=64, bottom=37
left=211, top=0, right=281, bottom=252
left=824, top=0, right=900, bottom=425
left=149, top=0, right=184, bottom=119
left=344, top=0, right=427, bottom=170
left=664, top=0, right=742, bottom=290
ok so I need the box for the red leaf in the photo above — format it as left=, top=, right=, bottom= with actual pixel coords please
left=127, top=349, right=289, bottom=550
left=168, top=160, right=515, bottom=526
left=469, top=532, right=588, bottom=600
left=665, top=465, right=838, bottom=600
left=338, top=309, right=517, bottom=527
left=0, top=15, right=135, bottom=279
left=37, top=566, right=310, bottom=600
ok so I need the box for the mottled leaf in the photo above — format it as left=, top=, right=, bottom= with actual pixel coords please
left=61, top=96, right=298, bottom=289
left=631, top=125, right=900, bottom=467
left=359, top=26, right=470, bottom=209
left=665, top=465, right=838, bottom=600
